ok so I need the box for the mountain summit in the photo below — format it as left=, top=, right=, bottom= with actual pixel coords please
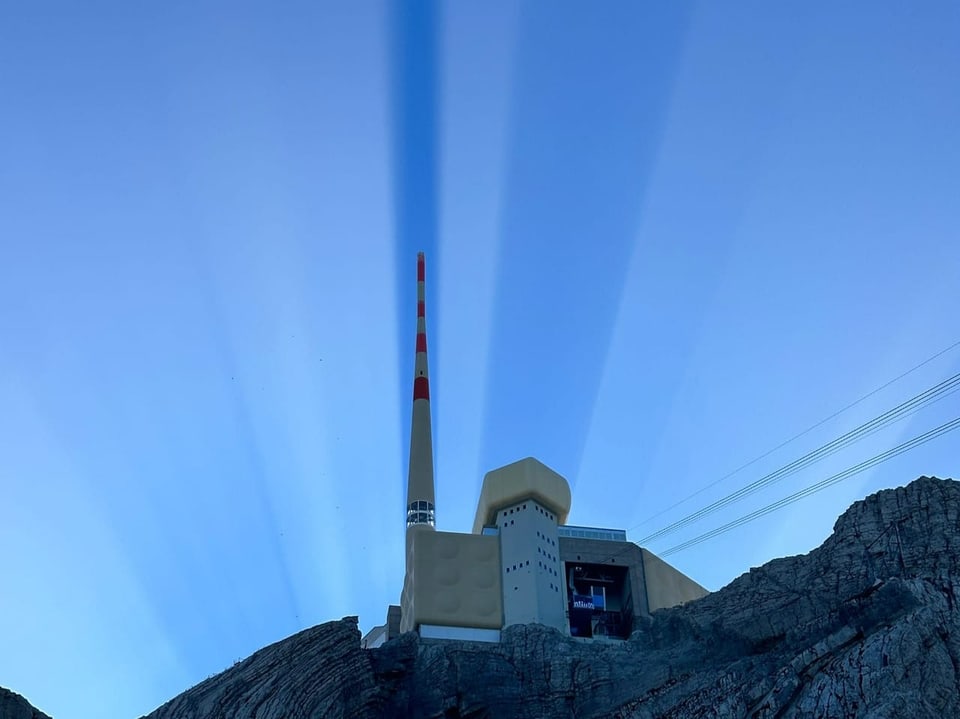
left=5, top=476, right=959, bottom=718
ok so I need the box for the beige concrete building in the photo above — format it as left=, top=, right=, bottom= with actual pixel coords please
left=363, top=254, right=708, bottom=647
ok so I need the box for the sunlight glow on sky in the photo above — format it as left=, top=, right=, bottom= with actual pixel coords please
left=1, top=3, right=958, bottom=718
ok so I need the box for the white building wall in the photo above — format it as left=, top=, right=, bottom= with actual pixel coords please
left=496, top=499, right=566, bottom=631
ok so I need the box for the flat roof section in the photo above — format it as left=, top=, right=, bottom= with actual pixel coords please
left=558, top=526, right=627, bottom=542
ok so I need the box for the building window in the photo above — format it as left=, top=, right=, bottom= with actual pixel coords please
left=406, top=500, right=435, bottom=528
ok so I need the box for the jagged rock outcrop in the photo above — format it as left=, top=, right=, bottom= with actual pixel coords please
left=139, top=476, right=960, bottom=719
left=0, top=687, right=51, bottom=719
left=140, top=618, right=394, bottom=718
left=6, top=476, right=960, bottom=718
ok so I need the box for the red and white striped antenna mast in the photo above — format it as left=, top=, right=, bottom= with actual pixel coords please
left=405, top=251, right=436, bottom=530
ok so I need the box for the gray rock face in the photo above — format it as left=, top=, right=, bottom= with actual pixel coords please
left=7, top=476, right=960, bottom=718
left=140, top=618, right=394, bottom=718
left=143, top=476, right=960, bottom=719
left=0, top=687, right=51, bottom=719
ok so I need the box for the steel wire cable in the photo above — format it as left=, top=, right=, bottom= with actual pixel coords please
left=632, top=338, right=960, bottom=529
left=637, top=372, right=960, bottom=545
left=658, top=416, right=960, bottom=557
left=581, top=340, right=960, bottom=569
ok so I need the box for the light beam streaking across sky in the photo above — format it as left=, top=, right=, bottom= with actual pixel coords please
left=0, top=3, right=958, bottom=719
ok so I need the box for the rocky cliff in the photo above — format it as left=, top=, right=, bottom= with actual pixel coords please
left=0, top=687, right=51, bottom=719
left=5, top=476, right=959, bottom=718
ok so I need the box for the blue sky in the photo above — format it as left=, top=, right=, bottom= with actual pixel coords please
left=1, top=2, right=958, bottom=717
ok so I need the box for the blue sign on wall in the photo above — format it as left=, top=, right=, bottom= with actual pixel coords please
left=572, top=594, right=594, bottom=610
